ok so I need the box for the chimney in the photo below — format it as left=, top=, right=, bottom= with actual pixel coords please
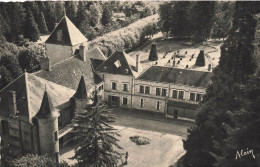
left=8, top=90, right=17, bottom=116
left=40, top=57, right=51, bottom=71
left=136, top=55, right=139, bottom=72
left=79, top=45, right=86, bottom=62
left=208, top=64, right=212, bottom=71
left=173, top=59, right=176, bottom=67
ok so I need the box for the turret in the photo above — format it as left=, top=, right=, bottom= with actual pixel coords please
left=35, top=90, right=60, bottom=163
left=71, top=76, right=88, bottom=112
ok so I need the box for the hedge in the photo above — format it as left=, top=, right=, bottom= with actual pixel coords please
left=89, top=14, right=159, bottom=56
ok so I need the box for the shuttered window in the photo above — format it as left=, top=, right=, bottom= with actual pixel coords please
left=145, top=86, right=150, bottom=94
left=123, top=97, right=128, bottom=105
left=140, top=85, right=144, bottom=93
left=190, top=93, right=195, bottom=101
left=156, top=88, right=161, bottom=96
left=172, top=90, right=178, bottom=98
left=196, top=93, right=202, bottom=102
left=162, top=88, right=167, bottom=96
left=178, top=91, right=184, bottom=99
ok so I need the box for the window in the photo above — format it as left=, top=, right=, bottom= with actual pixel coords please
left=123, top=83, right=128, bottom=91
left=178, top=91, right=184, bottom=99
left=196, top=93, right=202, bottom=102
left=190, top=93, right=195, bottom=101
left=99, top=85, right=103, bottom=91
left=140, top=85, right=144, bottom=93
left=156, top=88, right=161, bottom=96
left=140, top=98, right=144, bottom=108
left=162, top=88, right=167, bottom=96
left=145, top=86, right=150, bottom=94
left=57, top=30, right=63, bottom=41
left=54, top=131, right=58, bottom=141
left=123, top=97, right=128, bottom=105
left=156, top=101, right=160, bottom=110
left=112, top=82, right=117, bottom=90
left=172, top=90, right=178, bottom=98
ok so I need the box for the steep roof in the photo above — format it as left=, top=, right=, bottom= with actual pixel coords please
left=137, top=66, right=212, bottom=88
left=36, top=91, right=59, bottom=119
left=45, top=15, right=87, bottom=46
left=87, top=47, right=107, bottom=61
left=0, top=73, right=75, bottom=123
left=74, top=76, right=87, bottom=99
left=34, top=55, right=103, bottom=90
left=96, top=51, right=143, bottom=77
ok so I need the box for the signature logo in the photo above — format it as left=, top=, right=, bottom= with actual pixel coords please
left=235, top=148, right=255, bottom=159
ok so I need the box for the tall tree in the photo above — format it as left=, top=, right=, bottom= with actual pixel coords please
left=170, top=1, right=192, bottom=38
left=8, top=2, right=26, bottom=42
left=101, top=6, right=113, bottom=26
left=38, top=12, right=49, bottom=34
left=183, top=2, right=258, bottom=167
left=190, top=1, right=216, bottom=41
left=89, top=3, right=102, bottom=27
left=44, top=1, right=56, bottom=32
left=55, top=2, right=65, bottom=22
left=24, top=8, right=40, bottom=42
left=65, top=1, right=77, bottom=24
left=71, top=93, right=122, bottom=167
left=158, top=2, right=173, bottom=38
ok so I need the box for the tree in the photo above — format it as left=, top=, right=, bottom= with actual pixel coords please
left=195, top=50, right=205, bottom=66
left=212, top=2, right=234, bottom=39
left=190, top=1, right=216, bottom=41
left=89, top=3, right=102, bottom=27
left=18, top=49, right=40, bottom=73
left=170, top=1, right=192, bottom=38
left=101, top=6, right=113, bottom=26
left=158, top=2, right=173, bottom=37
left=55, top=2, right=65, bottom=22
left=8, top=2, right=26, bottom=42
left=24, top=8, right=40, bottom=42
left=11, top=154, right=56, bottom=167
left=71, top=93, right=122, bottom=167
left=38, top=12, right=49, bottom=34
left=44, top=1, right=56, bottom=32
left=183, top=2, right=259, bottom=167
left=65, top=1, right=77, bottom=24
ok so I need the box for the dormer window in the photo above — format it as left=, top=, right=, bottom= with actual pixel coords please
left=57, top=30, right=63, bottom=41
left=114, top=60, right=121, bottom=68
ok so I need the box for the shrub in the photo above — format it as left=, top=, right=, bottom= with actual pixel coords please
left=129, top=136, right=150, bottom=145
left=195, top=50, right=205, bottom=66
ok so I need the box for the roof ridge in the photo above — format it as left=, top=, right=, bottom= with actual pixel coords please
left=24, top=72, right=32, bottom=123
left=0, top=73, right=25, bottom=93
left=64, top=16, right=73, bottom=46
left=45, top=15, right=65, bottom=43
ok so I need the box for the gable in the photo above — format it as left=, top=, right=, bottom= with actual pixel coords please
left=45, top=16, right=87, bottom=46
left=96, top=51, right=134, bottom=76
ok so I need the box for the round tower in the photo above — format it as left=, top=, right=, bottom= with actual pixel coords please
left=35, top=90, right=60, bottom=163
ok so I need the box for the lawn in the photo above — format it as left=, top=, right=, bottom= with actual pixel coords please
left=60, top=125, right=185, bottom=167
left=128, top=33, right=222, bottom=72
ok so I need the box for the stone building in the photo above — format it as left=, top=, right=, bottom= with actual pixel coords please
left=0, top=72, right=90, bottom=162
left=96, top=50, right=212, bottom=119
left=0, top=15, right=105, bottom=163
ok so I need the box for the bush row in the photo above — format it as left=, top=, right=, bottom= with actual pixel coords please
left=89, top=14, right=159, bottom=56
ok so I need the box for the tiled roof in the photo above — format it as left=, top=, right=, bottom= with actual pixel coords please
left=45, top=15, right=87, bottom=46
left=87, top=47, right=107, bottom=61
left=0, top=73, right=75, bottom=122
left=96, top=51, right=143, bottom=77
left=138, top=66, right=212, bottom=88
left=34, top=55, right=103, bottom=91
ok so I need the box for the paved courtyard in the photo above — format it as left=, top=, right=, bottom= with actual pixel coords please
left=60, top=108, right=194, bottom=166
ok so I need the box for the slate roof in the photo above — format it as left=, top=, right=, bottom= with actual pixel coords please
left=96, top=51, right=143, bottom=77
left=0, top=73, right=75, bottom=123
left=34, top=55, right=103, bottom=91
left=137, top=66, right=212, bottom=88
left=36, top=91, right=60, bottom=119
left=74, top=76, right=87, bottom=99
left=45, top=15, right=87, bottom=46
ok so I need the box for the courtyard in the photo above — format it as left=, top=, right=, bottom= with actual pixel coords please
left=60, top=108, right=193, bottom=166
